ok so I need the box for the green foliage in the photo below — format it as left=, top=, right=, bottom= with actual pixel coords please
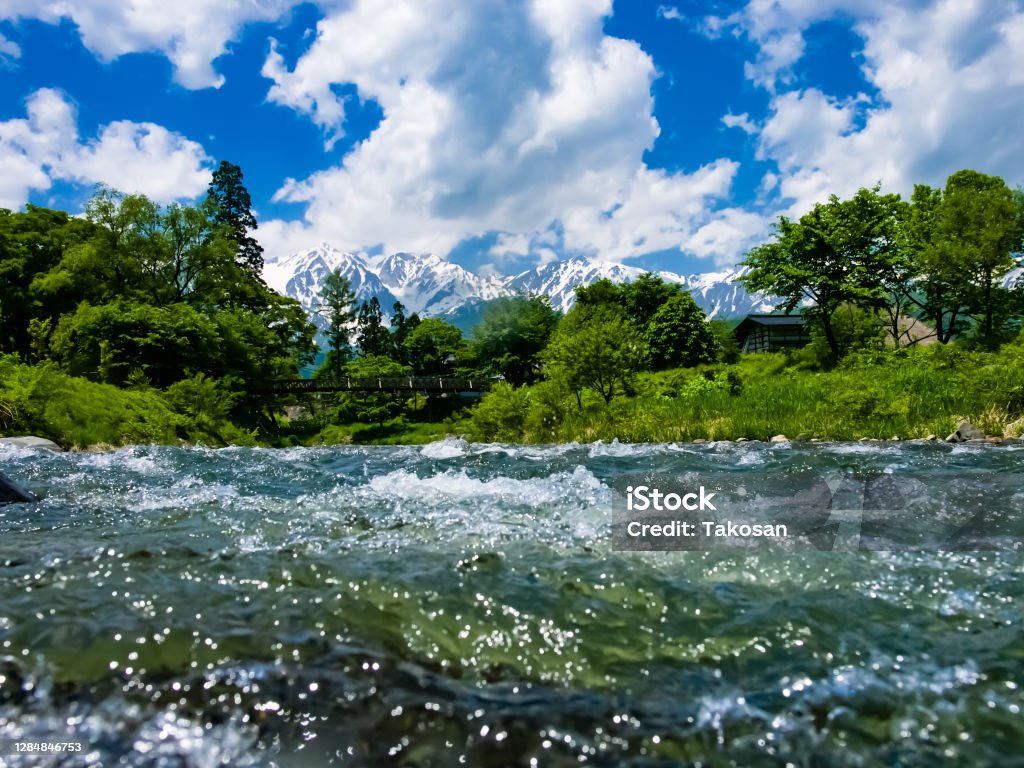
left=47, top=301, right=222, bottom=387
left=645, top=292, right=716, bottom=369
left=740, top=185, right=904, bottom=360
left=357, top=297, right=391, bottom=357
left=796, top=304, right=887, bottom=369
left=619, top=272, right=681, bottom=328
left=0, top=355, right=180, bottom=447
left=0, top=205, right=98, bottom=357
left=389, top=301, right=420, bottom=364
left=931, top=170, right=1021, bottom=342
left=404, top=318, right=466, bottom=376
left=475, top=340, right=1024, bottom=443
left=471, top=295, right=559, bottom=384
left=709, top=319, right=741, bottom=364
left=543, top=304, right=648, bottom=404
left=336, top=355, right=412, bottom=427
left=316, top=268, right=357, bottom=378
left=207, top=160, right=264, bottom=275
left=469, top=382, right=531, bottom=441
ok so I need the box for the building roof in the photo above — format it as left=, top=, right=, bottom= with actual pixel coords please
left=736, top=313, right=805, bottom=327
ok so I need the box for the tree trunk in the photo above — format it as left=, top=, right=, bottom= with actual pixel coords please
left=821, top=313, right=840, bottom=359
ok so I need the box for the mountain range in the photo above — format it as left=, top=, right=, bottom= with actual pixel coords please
left=261, top=244, right=776, bottom=330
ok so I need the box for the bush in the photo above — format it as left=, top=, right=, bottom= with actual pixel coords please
left=470, top=382, right=530, bottom=441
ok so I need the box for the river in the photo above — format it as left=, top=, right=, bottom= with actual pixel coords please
left=0, top=439, right=1022, bottom=766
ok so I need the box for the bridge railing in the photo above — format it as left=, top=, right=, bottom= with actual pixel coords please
left=246, top=377, right=492, bottom=394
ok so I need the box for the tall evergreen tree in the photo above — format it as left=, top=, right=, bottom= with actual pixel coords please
left=316, top=268, right=357, bottom=378
left=357, top=297, right=391, bottom=357
left=207, top=161, right=264, bottom=275
left=390, top=301, right=420, bottom=363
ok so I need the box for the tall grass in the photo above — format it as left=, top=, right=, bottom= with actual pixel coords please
left=471, top=342, right=1024, bottom=443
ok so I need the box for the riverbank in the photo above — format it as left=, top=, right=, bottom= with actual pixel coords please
left=469, top=342, right=1024, bottom=444
left=4, top=341, right=1023, bottom=449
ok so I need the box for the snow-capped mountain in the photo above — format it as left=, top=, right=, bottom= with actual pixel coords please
left=262, top=245, right=776, bottom=327
left=505, top=258, right=660, bottom=313
left=264, top=244, right=397, bottom=327
left=377, top=252, right=506, bottom=315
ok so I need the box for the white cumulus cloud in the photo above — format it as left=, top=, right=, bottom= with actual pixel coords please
left=0, top=0, right=297, bottom=88
left=718, top=0, right=1024, bottom=216
left=0, top=31, right=20, bottom=62
left=259, top=0, right=753, bottom=267
left=0, top=88, right=212, bottom=208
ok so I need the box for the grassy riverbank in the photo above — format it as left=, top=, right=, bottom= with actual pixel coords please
left=4, top=340, right=1024, bottom=449
left=468, top=341, right=1024, bottom=443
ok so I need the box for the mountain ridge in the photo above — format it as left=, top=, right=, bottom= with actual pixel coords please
left=262, top=244, right=777, bottom=328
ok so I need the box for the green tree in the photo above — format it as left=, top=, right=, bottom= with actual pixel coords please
left=46, top=301, right=222, bottom=387
left=800, top=303, right=886, bottom=368
left=316, top=268, right=357, bottom=378
left=709, top=319, right=741, bottom=363
left=472, top=295, right=559, bottom=384
left=470, top=382, right=530, bottom=441
left=900, top=171, right=1023, bottom=344
left=389, top=301, right=420, bottom=363
left=740, top=186, right=904, bottom=360
left=35, top=189, right=246, bottom=311
left=337, top=355, right=411, bottom=427
left=356, top=297, right=391, bottom=357
left=207, top=161, right=264, bottom=275
left=0, top=206, right=97, bottom=357
left=404, top=318, right=465, bottom=375
left=620, top=272, right=680, bottom=328
left=574, top=278, right=622, bottom=309
left=936, top=170, right=1020, bottom=342
left=543, top=304, right=647, bottom=404
left=645, top=292, right=716, bottom=369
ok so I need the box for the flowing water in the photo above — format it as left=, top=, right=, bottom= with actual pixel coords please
left=0, top=439, right=1022, bottom=766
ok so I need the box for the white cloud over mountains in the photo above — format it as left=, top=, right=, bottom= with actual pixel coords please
left=0, top=89, right=212, bottom=208
left=258, top=0, right=753, bottom=266
left=1, top=0, right=1022, bottom=270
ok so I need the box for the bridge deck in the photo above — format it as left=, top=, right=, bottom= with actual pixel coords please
left=247, top=376, right=491, bottom=395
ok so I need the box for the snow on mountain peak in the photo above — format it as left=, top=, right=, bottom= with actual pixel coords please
left=263, top=247, right=775, bottom=326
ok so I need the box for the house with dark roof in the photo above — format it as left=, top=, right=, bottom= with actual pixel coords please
left=734, top=314, right=809, bottom=354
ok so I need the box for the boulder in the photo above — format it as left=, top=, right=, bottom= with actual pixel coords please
left=284, top=406, right=309, bottom=421
left=0, top=436, right=61, bottom=451
left=945, top=420, right=984, bottom=443
left=0, top=471, right=38, bottom=504
left=769, top=434, right=789, bottom=443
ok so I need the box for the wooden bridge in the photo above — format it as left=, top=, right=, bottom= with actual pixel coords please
left=246, top=376, right=492, bottom=395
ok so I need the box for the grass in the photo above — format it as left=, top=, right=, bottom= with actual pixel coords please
left=0, top=356, right=181, bottom=448
left=5, top=339, right=1021, bottom=449
left=469, top=341, right=1024, bottom=443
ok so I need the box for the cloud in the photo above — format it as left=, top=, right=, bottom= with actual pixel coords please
left=722, top=111, right=758, bottom=134
left=657, top=5, right=683, bottom=22
left=720, top=0, right=1024, bottom=215
left=259, top=0, right=749, bottom=266
left=0, top=32, right=20, bottom=63
left=0, top=88, right=212, bottom=208
left=0, top=0, right=297, bottom=88
left=66, top=121, right=213, bottom=202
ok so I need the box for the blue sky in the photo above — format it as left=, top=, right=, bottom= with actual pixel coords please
left=1, top=0, right=1022, bottom=276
